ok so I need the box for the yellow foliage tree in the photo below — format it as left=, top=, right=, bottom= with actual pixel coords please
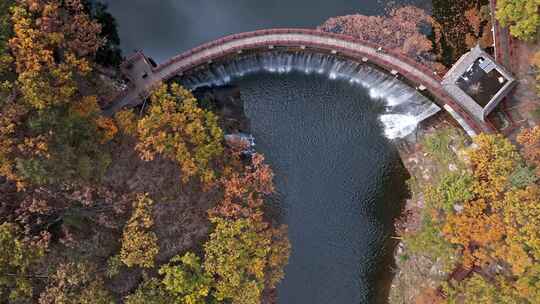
left=115, top=109, right=138, bottom=136
left=95, top=116, right=117, bottom=143
left=443, top=199, right=505, bottom=268
left=443, top=134, right=523, bottom=269
left=496, top=0, right=540, bottom=41
left=70, top=95, right=117, bottom=143
left=467, top=133, right=519, bottom=201
left=120, top=193, right=159, bottom=268
left=496, top=185, right=540, bottom=274
left=135, top=83, right=223, bottom=185
left=203, top=216, right=290, bottom=304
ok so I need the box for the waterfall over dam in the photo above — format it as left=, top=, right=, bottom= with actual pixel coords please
left=180, top=51, right=441, bottom=139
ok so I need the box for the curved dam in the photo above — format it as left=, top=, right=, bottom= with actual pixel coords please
left=112, top=29, right=490, bottom=135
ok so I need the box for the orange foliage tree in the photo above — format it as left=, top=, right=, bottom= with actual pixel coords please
left=442, top=134, right=520, bottom=269
left=319, top=6, right=446, bottom=73
left=517, top=126, right=540, bottom=175
left=210, top=153, right=274, bottom=221
left=319, top=6, right=437, bottom=58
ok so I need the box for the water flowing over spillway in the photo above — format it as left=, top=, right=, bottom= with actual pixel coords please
left=180, top=51, right=440, bottom=139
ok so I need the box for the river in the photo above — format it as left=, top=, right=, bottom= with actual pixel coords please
left=103, top=1, right=432, bottom=303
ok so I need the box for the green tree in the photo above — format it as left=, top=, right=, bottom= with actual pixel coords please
left=443, top=274, right=523, bottom=304
left=18, top=99, right=112, bottom=185
left=203, top=216, right=289, bottom=304
left=0, top=0, right=14, bottom=93
left=0, top=222, right=44, bottom=303
left=425, top=171, right=474, bottom=214
left=403, top=213, right=461, bottom=273
left=496, top=0, right=540, bottom=41
left=124, top=277, right=171, bottom=304
left=159, top=252, right=213, bottom=304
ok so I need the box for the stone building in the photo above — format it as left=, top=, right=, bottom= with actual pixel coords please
left=442, top=45, right=516, bottom=122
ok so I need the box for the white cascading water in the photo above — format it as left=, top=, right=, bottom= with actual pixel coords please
left=180, top=51, right=440, bottom=139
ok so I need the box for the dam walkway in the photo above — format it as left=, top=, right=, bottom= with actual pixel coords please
left=109, top=28, right=493, bottom=135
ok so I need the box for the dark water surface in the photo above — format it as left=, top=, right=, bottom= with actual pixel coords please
left=239, top=72, right=408, bottom=303
left=103, top=0, right=431, bottom=62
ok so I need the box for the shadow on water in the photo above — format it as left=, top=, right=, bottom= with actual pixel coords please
left=372, top=155, right=410, bottom=304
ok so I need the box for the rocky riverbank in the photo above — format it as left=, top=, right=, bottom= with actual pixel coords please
left=389, top=112, right=473, bottom=303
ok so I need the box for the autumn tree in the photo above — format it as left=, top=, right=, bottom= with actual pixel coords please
left=497, top=185, right=540, bottom=275
left=464, top=6, right=493, bottom=49
left=158, top=252, right=213, bottom=304
left=81, top=0, right=122, bottom=67
left=9, top=0, right=102, bottom=109
left=442, top=134, right=519, bottom=268
left=210, top=153, right=274, bottom=221
left=0, top=0, right=15, bottom=94
left=115, top=108, right=138, bottom=136
left=319, top=6, right=437, bottom=60
left=398, top=123, right=540, bottom=302
left=517, top=126, right=540, bottom=175
left=443, top=274, right=523, bottom=304
left=120, top=193, right=159, bottom=268
left=16, top=96, right=114, bottom=185
left=203, top=216, right=289, bottom=304
left=136, top=83, right=224, bottom=185
left=514, top=263, right=540, bottom=302
left=124, top=277, right=171, bottom=304
left=404, top=212, right=461, bottom=273
left=414, top=288, right=444, bottom=304
left=1, top=1, right=117, bottom=188
left=467, top=133, right=519, bottom=201
left=0, top=101, right=30, bottom=188
left=0, top=222, right=45, bottom=302
left=496, top=0, right=540, bottom=41
left=38, top=262, right=114, bottom=304
left=123, top=151, right=289, bottom=304
left=125, top=215, right=289, bottom=304
left=533, top=52, right=540, bottom=95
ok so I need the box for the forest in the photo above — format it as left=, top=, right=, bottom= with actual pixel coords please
left=0, top=1, right=289, bottom=303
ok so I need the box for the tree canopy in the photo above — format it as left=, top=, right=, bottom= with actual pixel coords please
left=496, top=0, right=540, bottom=41
left=120, top=193, right=159, bottom=268
left=135, top=83, right=224, bottom=185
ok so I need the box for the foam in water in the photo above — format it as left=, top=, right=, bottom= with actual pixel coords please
left=180, top=52, right=440, bottom=139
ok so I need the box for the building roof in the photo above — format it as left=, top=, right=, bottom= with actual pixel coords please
left=442, top=45, right=515, bottom=122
